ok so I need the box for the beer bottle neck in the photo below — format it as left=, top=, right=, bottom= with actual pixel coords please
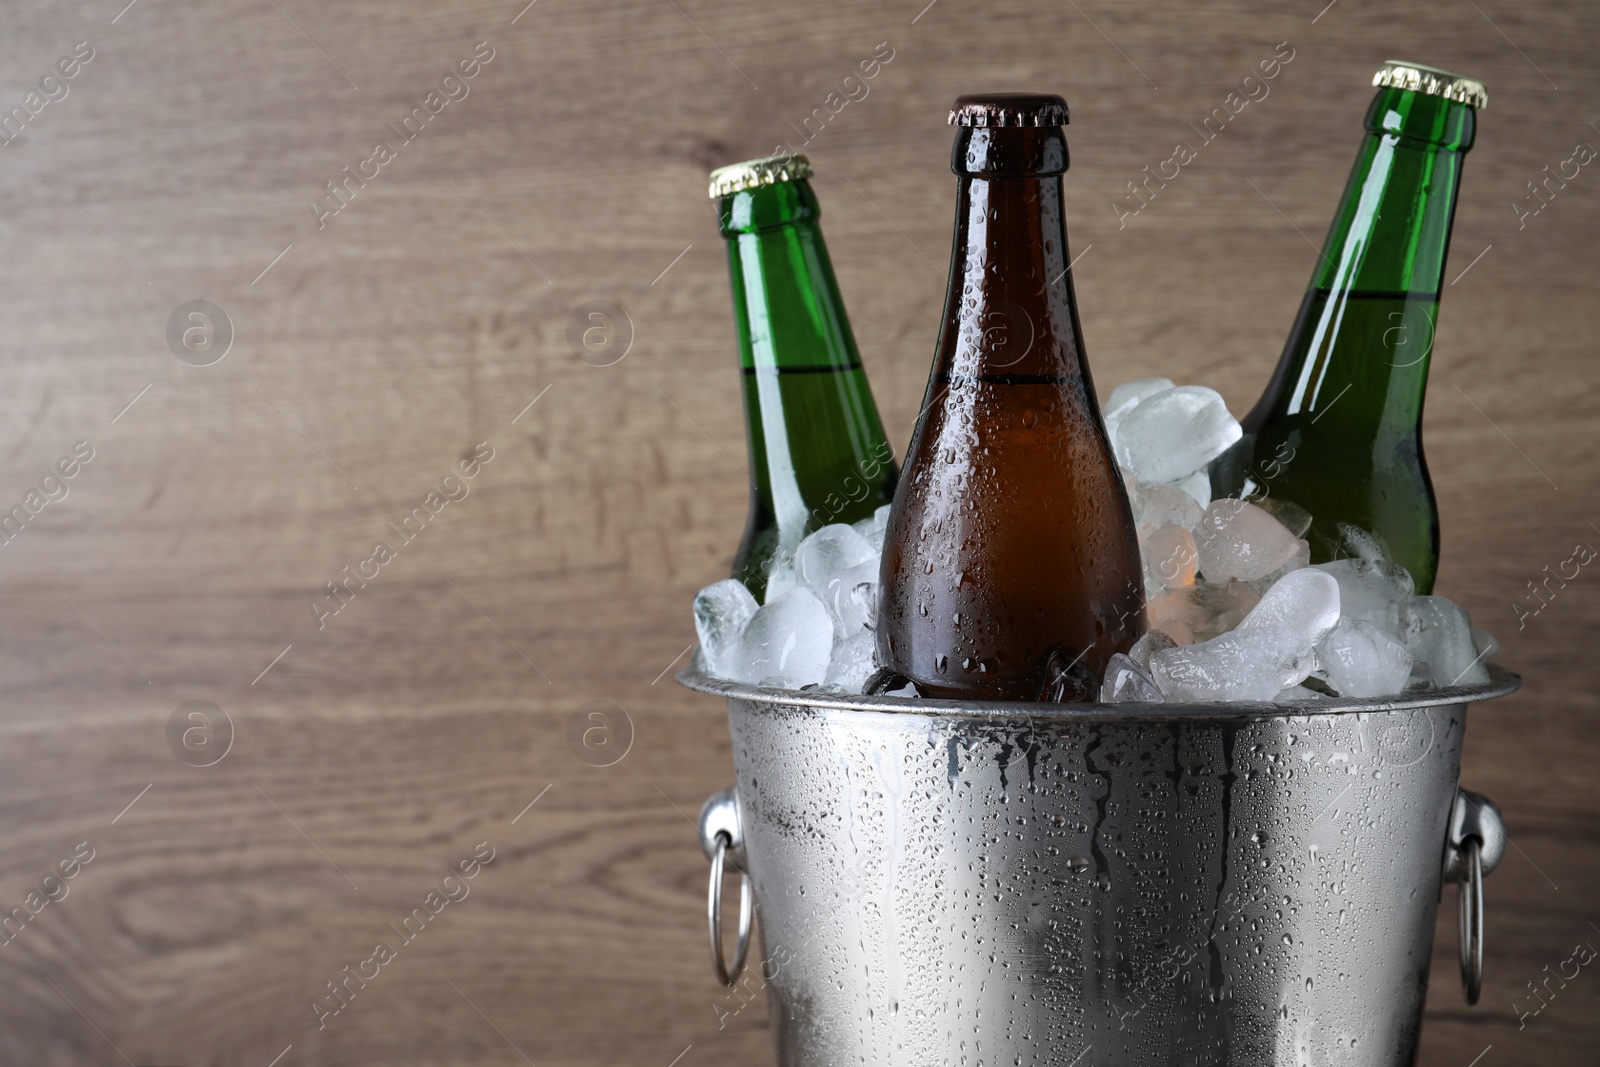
left=1256, top=87, right=1474, bottom=427
left=939, top=126, right=1084, bottom=382
left=1311, top=87, right=1474, bottom=297
left=718, top=179, right=861, bottom=373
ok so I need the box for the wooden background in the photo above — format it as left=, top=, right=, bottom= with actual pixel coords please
left=0, top=0, right=1593, bottom=1063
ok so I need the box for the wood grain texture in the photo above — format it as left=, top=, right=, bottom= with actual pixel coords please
left=0, top=0, right=1594, bottom=1063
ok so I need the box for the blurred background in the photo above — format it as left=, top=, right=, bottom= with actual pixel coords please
left=0, top=0, right=1594, bottom=1063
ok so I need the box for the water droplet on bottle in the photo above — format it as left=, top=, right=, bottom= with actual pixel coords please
left=1022, top=409, right=1037, bottom=428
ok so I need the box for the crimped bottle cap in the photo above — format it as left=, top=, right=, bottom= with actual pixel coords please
left=708, top=154, right=813, bottom=199
left=1373, top=60, right=1487, bottom=109
left=948, top=93, right=1069, bottom=128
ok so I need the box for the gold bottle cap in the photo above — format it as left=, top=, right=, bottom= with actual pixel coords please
left=708, top=154, right=814, bottom=199
left=1372, top=60, right=1487, bottom=109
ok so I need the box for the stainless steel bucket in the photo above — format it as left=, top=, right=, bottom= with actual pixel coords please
left=682, top=665, right=1519, bottom=1067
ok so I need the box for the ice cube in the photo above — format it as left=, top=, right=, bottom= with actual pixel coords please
left=851, top=504, right=891, bottom=552
left=1239, top=568, right=1341, bottom=648
left=1274, top=685, right=1325, bottom=702
left=1100, top=653, right=1163, bottom=703
left=1471, top=625, right=1500, bottom=663
left=693, top=579, right=758, bottom=678
left=1203, top=579, right=1260, bottom=639
left=729, top=587, right=834, bottom=688
left=1144, top=524, right=1198, bottom=591
left=1147, top=580, right=1261, bottom=646
left=1312, top=558, right=1414, bottom=638
left=1146, top=588, right=1200, bottom=645
left=1175, top=469, right=1211, bottom=508
left=1148, top=623, right=1316, bottom=702
left=795, top=525, right=879, bottom=632
left=1257, top=497, right=1313, bottom=539
left=825, top=628, right=878, bottom=692
left=1194, top=499, right=1305, bottom=583
left=1103, top=378, right=1175, bottom=442
left=1137, top=480, right=1205, bottom=531
left=1121, top=468, right=1146, bottom=523
left=1114, top=385, right=1243, bottom=485
left=1334, top=523, right=1389, bottom=564
left=817, top=559, right=879, bottom=635
left=1248, top=540, right=1312, bottom=595
left=1403, top=596, right=1488, bottom=688
left=1141, top=569, right=1163, bottom=602
left=1192, top=580, right=1264, bottom=642
left=1314, top=618, right=1413, bottom=698
left=763, top=554, right=799, bottom=602
left=1128, top=629, right=1177, bottom=671
left=796, top=524, right=876, bottom=593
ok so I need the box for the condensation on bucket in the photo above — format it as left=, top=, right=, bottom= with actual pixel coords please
left=720, top=685, right=1469, bottom=1066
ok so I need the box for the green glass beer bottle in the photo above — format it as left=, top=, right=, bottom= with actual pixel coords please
left=712, top=154, right=898, bottom=603
left=1209, top=61, right=1486, bottom=594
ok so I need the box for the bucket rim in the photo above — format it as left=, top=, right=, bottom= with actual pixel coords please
left=676, top=663, right=1521, bottom=722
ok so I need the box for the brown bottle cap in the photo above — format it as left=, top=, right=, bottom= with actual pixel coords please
left=948, top=93, right=1069, bottom=128
left=708, top=153, right=813, bottom=199
left=1373, top=60, right=1487, bottom=109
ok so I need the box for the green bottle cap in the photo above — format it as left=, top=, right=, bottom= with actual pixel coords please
left=1373, top=60, right=1487, bottom=109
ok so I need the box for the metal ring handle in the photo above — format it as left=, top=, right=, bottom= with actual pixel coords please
left=708, top=830, right=752, bottom=987
left=1459, top=836, right=1483, bottom=1005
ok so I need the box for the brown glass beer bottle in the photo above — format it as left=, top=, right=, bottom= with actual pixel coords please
left=876, top=94, right=1144, bottom=701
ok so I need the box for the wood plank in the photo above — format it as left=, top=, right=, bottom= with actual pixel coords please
left=0, top=0, right=1594, bottom=1061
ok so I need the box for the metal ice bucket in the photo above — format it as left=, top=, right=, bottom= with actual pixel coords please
left=682, top=665, right=1519, bottom=1067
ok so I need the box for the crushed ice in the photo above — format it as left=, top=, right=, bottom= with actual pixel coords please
left=692, top=378, right=1495, bottom=701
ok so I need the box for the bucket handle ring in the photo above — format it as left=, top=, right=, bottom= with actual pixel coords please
left=708, top=831, right=753, bottom=987
left=1443, top=788, right=1503, bottom=1006
left=700, top=786, right=752, bottom=987
left=1458, top=836, right=1484, bottom=1004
